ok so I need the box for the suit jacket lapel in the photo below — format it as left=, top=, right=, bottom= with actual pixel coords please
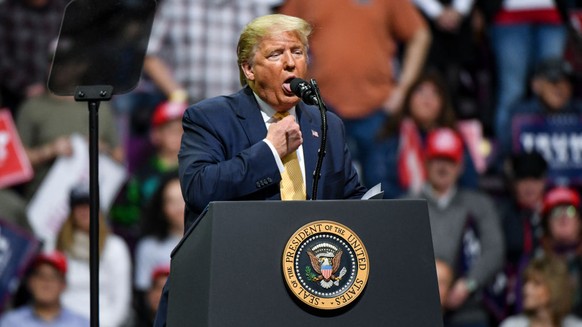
left=235, top=89, right=322, bottom=199
left=297, top=103, right=321, bottom=200
left=235, top=87, right=268, bottom=145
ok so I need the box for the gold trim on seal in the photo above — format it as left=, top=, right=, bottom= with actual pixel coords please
left=282, top=220, right=370, bottom=310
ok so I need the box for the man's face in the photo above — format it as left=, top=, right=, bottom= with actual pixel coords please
left=27, top=263, right=66, bottom=306
left=410, top=81, right=442, bottom=129
left=147, top=275, right=168, bottom=313
left=514, top=178, right=545, bottom=209
left=548, top=205, right=581, bottom=245
left=534, top=77, right=572, bottom=111
left=152, top=120, right=183, bottom=156
left=72, top=203, right=91, bottom=233
left=426, top=158, right=462, bottom=193
left=241, top=31, right=308, bottom=112
left=523, top=273, right=550, bottom=311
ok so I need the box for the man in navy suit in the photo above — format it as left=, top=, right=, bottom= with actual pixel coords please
left=155, top=14, right=366, bottom=326
left=178, top=14, right=367, bottom=230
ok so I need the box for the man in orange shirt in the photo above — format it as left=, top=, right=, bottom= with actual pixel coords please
left=279, top=0, right=430, bottom=186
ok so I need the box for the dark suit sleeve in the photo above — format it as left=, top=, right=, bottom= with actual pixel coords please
left=340, top=141, right=368, bottom=200
left=465, top=192, right=504, bottom=288
left=178, top=105, right=281, bottom=215
left=339, top=121, right=368, bottom=199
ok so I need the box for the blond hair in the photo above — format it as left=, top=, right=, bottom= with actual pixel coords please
left=236, top=14, right=312, bottom=86
left=56, top=212, right=109, bottom=257
left=524, top=255, right=572, bottom=325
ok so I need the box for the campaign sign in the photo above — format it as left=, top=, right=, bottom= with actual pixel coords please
left=512, top=113, right=582, bottom=185
left=0, top=110, right=33, bottom=188
left=0, top=219, right=40, bottom=312
left=27, top=133, right=126, bottom=250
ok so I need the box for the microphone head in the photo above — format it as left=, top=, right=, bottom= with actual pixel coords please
left=289, top=78, right=319, bottom=105
left=290, top=78, right=309, bottom=95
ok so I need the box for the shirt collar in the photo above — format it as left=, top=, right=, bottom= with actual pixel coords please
left=423, top=184, right=457, bottom=209
left=253, top=92, right=297, bottom=123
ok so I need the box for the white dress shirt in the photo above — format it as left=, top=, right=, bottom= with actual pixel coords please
left=253, top=93, right=307, bottom=186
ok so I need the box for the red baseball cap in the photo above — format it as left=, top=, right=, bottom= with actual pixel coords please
left=542, top=187, right=581, bottom=216
left=34, top=251, right=67, bottom=275
left=151, top=264, right=170, bottom=282
left=152, top=101, right=187, bottom=127
left=425, top=128, right=463, bottom=163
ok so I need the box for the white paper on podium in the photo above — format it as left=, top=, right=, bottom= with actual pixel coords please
left=26, top=133, right=126, bottom=250
left=362, top=183, right=384, bottom=200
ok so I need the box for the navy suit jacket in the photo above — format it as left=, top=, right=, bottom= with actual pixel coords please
left=178, top=86, right=367, bottom=229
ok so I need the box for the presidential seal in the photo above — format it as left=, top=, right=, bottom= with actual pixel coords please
left=282, top=220, right=369, bottom=310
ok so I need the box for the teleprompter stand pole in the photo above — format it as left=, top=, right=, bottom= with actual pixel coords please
left=74, top=85, right=113, bottom=327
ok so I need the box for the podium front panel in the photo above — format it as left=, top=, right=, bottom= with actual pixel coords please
left=168, top=200, right=443, bottom=326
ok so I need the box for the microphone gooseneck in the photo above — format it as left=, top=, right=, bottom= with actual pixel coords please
left=306, top=79, right=327, bottom=200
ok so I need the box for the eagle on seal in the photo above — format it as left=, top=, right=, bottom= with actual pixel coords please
left=307, top=249, right=343, bottom=282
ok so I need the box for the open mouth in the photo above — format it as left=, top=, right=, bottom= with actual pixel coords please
left=282, top=77, right=295, bottom=96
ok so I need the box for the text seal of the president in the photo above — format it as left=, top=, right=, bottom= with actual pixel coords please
left=282, top=220, right=369, bottom=310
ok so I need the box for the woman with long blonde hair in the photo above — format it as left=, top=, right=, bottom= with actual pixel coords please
left=56, top=183, right=132, bottom=327
left=500, top=255, right=582, bottom=327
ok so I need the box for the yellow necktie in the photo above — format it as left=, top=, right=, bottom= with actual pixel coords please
left=273, top=112, right=306, bottom=200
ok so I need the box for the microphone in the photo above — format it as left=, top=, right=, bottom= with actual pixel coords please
left=290, top=78, right=319, bottom=105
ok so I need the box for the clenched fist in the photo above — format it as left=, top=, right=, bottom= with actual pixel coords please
left=266, top=115, right=302, bottom=158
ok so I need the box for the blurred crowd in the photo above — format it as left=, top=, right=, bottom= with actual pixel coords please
left=2, top=0, right=582, bottom=326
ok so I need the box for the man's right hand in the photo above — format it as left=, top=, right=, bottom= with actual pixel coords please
left=266, top=115, right=302, bottom=158
left=52, top=136, right=73, bottom=157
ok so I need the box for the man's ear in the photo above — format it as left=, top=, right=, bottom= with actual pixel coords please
left=241, top=62, right=255, bottom=82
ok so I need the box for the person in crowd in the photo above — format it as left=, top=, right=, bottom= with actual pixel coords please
left=539, top=186, right=582, bottom=318
left=56, top=184, right=131, bottom=327
left=133, top=265, right=170, bottom=327
left=500, top=57, right=582, bottom=158
left=155, top=14, right=368, bottom=326
left=279, top=0, right=430, bottom=185
left=133, top=172, right=183, bottom=310
left=0, top=251, right=89, bottom=326
left=0, top=0, right=67, bottom=113
left=413, top=0, right=481, bottom=119
left=16, top=92, right=122, bottom=200
left=117, top=0, right=283, bottom=177
left=477, top=0, right=568, bottom=145
left=409, top=128, right=504, bottom=327
left=414, top=0, right=475, bottom=59
left=493, top=151, right=549, bottom=320
left=109, top=101, right=186, bottom=248
left=0, top=189, right=30, bottom=231
left=499, top=255, right=582, bottom=327
left=367, top=70, right=479, bottom=198
left=143, top=0, right=282, bottom=105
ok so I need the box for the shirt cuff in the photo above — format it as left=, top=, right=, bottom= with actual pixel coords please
left=465, top=278, right=479, bottom=293
left=263, top=139, right=284, bottom=173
